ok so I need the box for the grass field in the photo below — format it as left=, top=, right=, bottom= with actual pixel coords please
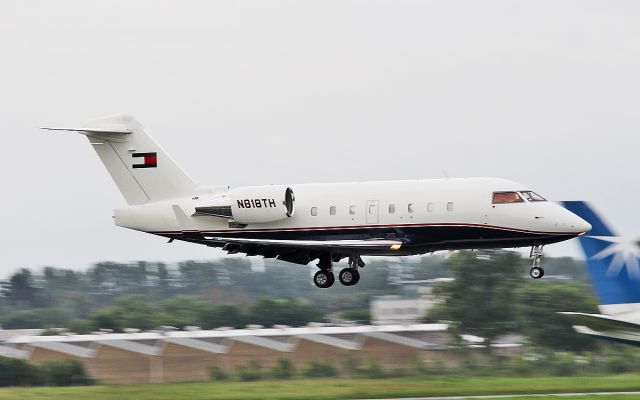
left=3, top=374, right=640, bottom=400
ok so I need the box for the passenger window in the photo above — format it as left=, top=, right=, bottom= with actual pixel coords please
left=329, top=206, right=336, bottom=215
left=389, top=204, right=396, bottom=214
left=520, top=191, right=546, bottom=202
left=492, top=192, right=524, bottom=204
left=427, top=203, right=434, bottom=213
left=311, top=207, right=318, bottom=216
left=408, top=203, right=415, bottom=213
left=447, top=202, right=454, bottom=212
left=349, top=205, right=356, bottom=215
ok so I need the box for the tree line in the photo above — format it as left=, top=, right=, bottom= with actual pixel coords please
left=0, top=251, right=597, bottom=353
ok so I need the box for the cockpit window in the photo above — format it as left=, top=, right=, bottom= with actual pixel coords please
left=492, top=191, right=524, bottom=204
left=520, top=191, right=546, bottom=202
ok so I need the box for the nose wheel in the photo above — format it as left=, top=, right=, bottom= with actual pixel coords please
left=529, top=245, right=545, bottom=279
left=530, top=266, right=544, bottom=279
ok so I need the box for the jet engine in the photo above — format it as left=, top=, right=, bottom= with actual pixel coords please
left=194, top=186, right=295, bottom=224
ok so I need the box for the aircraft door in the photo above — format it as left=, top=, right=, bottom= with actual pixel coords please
left=366, top=200, right=379, bottom=224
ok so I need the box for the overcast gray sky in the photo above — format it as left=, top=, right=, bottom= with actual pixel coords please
left=1, top=1, right=638, bottom=278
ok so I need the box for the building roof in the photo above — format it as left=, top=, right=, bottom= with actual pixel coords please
left=162, top=337, right=226, bottom=354
left=95, top=340, right=160, bottom=356
left=363, top=331, right=436, bottom=349
left=228, top=335, right=294, bottom=352
left=6, top=324, right=448, bottom=346
left=29, top=341, right=95, bottom=358
left=0, top=344, right=27, bottom=359
left=298, top=334, right=360, bottom=351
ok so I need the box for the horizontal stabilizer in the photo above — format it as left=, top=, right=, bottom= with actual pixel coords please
left=205, top=236, right=404, bottom=251
left=41, top=127, right=132, bottom=135
left=558, top=312, right=640, bottom=332
left=572, top=325, right=640, bottom=345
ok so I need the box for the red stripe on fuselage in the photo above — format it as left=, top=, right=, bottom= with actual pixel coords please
left=150, top=222, right=578, bottom=236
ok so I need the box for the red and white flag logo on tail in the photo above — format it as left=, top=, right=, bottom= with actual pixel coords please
left=132, top=152, right=157, bottom=169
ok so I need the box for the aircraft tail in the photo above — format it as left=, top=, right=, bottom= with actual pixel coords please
left=43, top=113, right=197, bottom=205
left=561, top=201, right=640, bottom=316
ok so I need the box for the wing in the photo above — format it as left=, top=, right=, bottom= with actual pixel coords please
left=202, top=236, right=404, bottom=265
left=205, top=236, right=403, bottom=250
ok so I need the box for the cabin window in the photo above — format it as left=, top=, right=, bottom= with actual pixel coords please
left=329, top=206, right=336, bottom=215
left=520, top=191, right=546, bottom=202
left=349, top=205, right=356, bottom=215
left=427, top=203, right=434, bottom=212
left=408, top=203, right=415, bottom=213
left=389, top=204, right=396, bottom=214
left=492, top=191, right=524, bottom=204
left=447, top=202, right=454, bottom=212
left=311, top=207, right=318, bottom=216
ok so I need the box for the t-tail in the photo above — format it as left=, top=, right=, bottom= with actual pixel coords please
left=561, top=201, right=640, bottom=316
left=42, top=113, right=196, bottom=205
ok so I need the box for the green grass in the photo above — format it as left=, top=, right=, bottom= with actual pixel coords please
left=3, top=375, right=640, bottom=400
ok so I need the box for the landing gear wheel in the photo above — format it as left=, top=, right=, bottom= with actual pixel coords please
left=339, top=268, right=360, bottom=286
left=351, top=269, right=360, bottom=285
left=313, top=270, right=335, bottom=288
left=529, top=266, right=544, bottom=279
left=529, top=245, right=545, bottom=279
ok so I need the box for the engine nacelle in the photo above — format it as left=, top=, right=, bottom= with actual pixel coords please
left=195, top=186, right=295, bottom=224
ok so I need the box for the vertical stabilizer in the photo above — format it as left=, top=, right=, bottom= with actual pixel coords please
left=562, top=201, right=640, bottom=315
left=44, top=113, right=197, bottom=205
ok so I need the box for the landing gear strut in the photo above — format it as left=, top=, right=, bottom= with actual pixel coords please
left=529, top=245, right=544, bottom=279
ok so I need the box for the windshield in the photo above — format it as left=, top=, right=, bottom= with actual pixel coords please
left=492, top=192, right=524, bottom=204
left=520, top=191, right=546, bottom=202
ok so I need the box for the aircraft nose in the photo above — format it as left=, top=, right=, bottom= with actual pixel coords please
left=568, top=213, right=592, bottom=234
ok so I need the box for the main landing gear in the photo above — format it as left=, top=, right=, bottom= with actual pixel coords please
left=529, top=245, right=545, bottom=279
left=313, top=254, right=364, bottom=288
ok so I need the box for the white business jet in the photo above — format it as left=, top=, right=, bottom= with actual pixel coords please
left=43, top=113, right=591, bottom=288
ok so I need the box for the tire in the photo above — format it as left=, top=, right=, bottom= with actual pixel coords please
left=530, top=267, right=543, bottom=279
left=351, top=269, right=360, bottom=285
left=339, top=268, right=360, bottom=286
left=314, top=270, right=334, bottom=288
left=338, top=268, right=355, bottom=286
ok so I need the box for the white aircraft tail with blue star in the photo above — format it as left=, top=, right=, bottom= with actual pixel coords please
left=559, top=201, right=640, bottom=345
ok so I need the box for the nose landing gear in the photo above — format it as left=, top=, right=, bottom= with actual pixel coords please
left=529, top=245, right=545, bottom=279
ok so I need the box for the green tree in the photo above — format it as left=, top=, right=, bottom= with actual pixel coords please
left=516, top=281, right=599, bottom=351
left=198, top=304, right=245, bottom=329
left=2, top=269, right=47, bottom=307
left=247, top=298, right=323, bottom=327
left=339, top=309, right=370, bottom=323
left=0, top=357, right=43, bottom=386
left=427, top=251, right=524, bottom=345
left=157, top=296, right=204, bottom=328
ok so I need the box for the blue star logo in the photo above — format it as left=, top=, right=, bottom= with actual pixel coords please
left=590, top=236, right=640, bottom=279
